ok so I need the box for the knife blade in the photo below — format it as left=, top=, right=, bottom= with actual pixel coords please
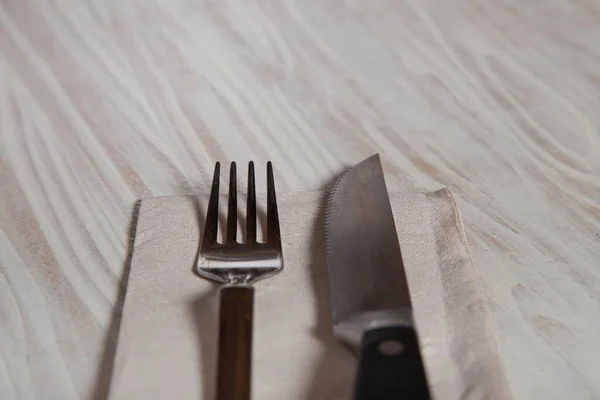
left=325, top=154, right=431, bottom=400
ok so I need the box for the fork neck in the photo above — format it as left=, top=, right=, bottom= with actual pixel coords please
left=225, top=272, right=253, bottom=285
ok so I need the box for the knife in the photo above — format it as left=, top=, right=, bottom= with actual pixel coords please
left=325, top=154, right=431, bottom=400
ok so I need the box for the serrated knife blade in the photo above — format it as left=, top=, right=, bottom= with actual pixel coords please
left=325, top=154, right=431, bottom=400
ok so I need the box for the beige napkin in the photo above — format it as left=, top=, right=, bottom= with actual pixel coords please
left=109, top=190, right=513, bottom=400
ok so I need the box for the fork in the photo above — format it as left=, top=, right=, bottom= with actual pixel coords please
left=197, top=161, right=283, bottom=400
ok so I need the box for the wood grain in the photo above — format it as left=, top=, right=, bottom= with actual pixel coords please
left=0, top=0, right=599, bottom=398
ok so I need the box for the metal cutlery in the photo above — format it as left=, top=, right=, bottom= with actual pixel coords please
left=197, top=161, right=283, bottom=400
left=325, top=154, right=431, bottom=399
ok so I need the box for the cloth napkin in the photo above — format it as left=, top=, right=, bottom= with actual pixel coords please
left=108, top=189, right=513, bottom=400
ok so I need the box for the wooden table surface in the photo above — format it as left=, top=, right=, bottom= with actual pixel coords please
left=1, top=0, right=599, bottom=399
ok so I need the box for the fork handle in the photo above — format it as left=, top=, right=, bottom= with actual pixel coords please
left=217, top=285, right=254, bottom=400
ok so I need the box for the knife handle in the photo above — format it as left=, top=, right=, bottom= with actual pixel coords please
left=217, top=285, right=254, bottom=400
left=354, top=326, right=431, bottom=400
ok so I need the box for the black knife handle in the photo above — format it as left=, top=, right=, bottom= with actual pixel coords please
left=354, top=326, right=431, bottom=400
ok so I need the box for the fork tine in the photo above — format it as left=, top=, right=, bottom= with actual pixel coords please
left=227, top=162, right=237, bottom=243
left=266, top=161, right=281, bottom=247
left=246, top=161, right=256, bottom=243
left=202, top=162, right=220, bottom=250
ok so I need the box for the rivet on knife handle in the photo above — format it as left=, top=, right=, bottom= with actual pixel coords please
left=354, top=326, right=430, bottom=400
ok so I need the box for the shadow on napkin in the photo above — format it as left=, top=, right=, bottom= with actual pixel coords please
left=186, top=192, right=216, bottom=400
left=188, top=289, right=218, bottom=400
left=92, top=200, right=142, bottom=400
left=304, top=186, right=355, bottom=400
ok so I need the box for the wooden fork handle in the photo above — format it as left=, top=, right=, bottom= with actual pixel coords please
left=217, top=285, right=254, bottom=400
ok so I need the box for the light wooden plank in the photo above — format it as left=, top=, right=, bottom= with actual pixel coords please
left=0, top=0, right=599, bottom=398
